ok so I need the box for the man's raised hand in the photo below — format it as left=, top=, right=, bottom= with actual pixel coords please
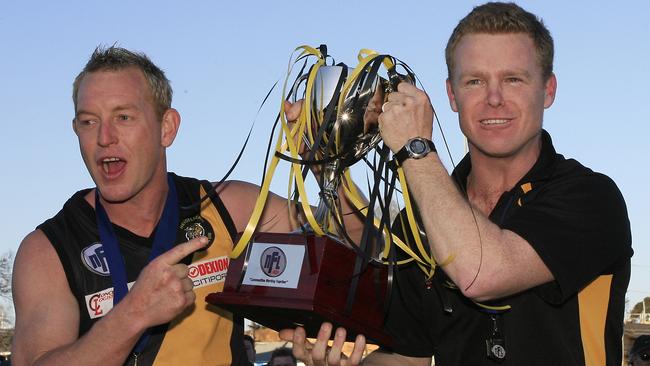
left=279, top=323, right=366, bottom=366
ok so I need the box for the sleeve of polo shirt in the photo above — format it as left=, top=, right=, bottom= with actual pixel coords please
left=501, top=171, right=632, bottom=304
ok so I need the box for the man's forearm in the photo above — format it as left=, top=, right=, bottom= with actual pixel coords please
left=28, top=301, right=145, bottom=366
left=362, top=350, right=432, bottom=366
left=400, top=154, right=504, bottom=296
left=399, top=153, right=553, bottom=300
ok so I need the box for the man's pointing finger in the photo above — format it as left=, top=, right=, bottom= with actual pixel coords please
left=160, top=236, right=208, bottom=265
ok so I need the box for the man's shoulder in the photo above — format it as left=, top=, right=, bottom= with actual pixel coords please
left=548, top=155, right=622, bottom=196
left=216, top=180, right=259, bottom=194
left=15, top=229, right=63, bottom=283
left=169, top=173, right=248, bottom=206
left=540, top=131, right=620, bottom=191
left=213, top=180, right=261, bottom=214
left=169, top=172, right=209, bottom=187
left=19, top=229, right=53, bottom=253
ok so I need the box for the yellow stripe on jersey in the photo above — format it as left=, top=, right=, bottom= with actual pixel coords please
left=154, top=186, right=235, bottom=366
left=578, top=274, right=613, bottom=366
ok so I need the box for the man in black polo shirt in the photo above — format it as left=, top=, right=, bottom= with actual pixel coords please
left=283, top=2, right=632, bottom=365
left=375, top=2, right=632, bottom=365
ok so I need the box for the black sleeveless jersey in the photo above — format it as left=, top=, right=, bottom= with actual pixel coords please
left=37, top=173, right=250, bottom=366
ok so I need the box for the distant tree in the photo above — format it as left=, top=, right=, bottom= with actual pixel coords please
left=0, top=252, right=12, bottom=301
left=0, top=322, right=11, bottom=354
left=0, top=252, right=13, bottom=355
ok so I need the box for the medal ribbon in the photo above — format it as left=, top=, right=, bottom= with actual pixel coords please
left=95, top=173, right=180, bottom=355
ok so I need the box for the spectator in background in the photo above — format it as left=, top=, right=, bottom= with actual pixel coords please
left=630, top=335, right=650, bottom=366
left=243, top=335, right=256, bottom=365
left=268, top=347, right=296, bottom=366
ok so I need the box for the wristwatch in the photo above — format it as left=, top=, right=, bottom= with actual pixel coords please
left=393, top=137, right=436, bottom=166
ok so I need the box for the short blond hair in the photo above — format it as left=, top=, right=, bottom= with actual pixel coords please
left=72, top=46, right=172, bottom=119
left=445, top=2, right=554, bottom=80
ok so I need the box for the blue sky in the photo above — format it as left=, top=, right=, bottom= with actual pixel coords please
left=1, top=0, right=648, bottom=314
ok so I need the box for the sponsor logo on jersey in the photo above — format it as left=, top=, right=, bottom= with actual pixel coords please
left=188, top=256, right=229, bottom=289
left=180, top=215, right=215, bottom=247
left=81, top=242, right=110, bottom=276
left=260, top=246, right=286, bottom=277
left=84, top=282, right=134, bottom=319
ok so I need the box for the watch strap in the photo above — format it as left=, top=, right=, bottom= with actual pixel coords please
left=393, top=137, right=436, bottom=166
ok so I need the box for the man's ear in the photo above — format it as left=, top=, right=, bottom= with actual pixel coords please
left=543, top=73, right=557, bottom=109
left=161, top=108, right=181, bottom=147
left=446, top=78, right=459, bottom=112
left=72, top=118, right=78, bottom=135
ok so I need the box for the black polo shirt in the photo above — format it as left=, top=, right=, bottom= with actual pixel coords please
left=385, top=130, right=632, bottom=365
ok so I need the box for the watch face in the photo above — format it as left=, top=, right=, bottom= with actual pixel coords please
left=409, top=139, right=427, bottom=154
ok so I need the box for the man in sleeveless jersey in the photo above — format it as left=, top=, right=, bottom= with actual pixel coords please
left=11, top=47, right=364, bottom=366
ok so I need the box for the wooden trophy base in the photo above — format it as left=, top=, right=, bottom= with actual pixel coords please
left=206, top=232, right=392, bottom=347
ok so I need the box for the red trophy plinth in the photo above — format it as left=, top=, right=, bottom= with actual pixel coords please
left=206, top=232, right=392, bottom=347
